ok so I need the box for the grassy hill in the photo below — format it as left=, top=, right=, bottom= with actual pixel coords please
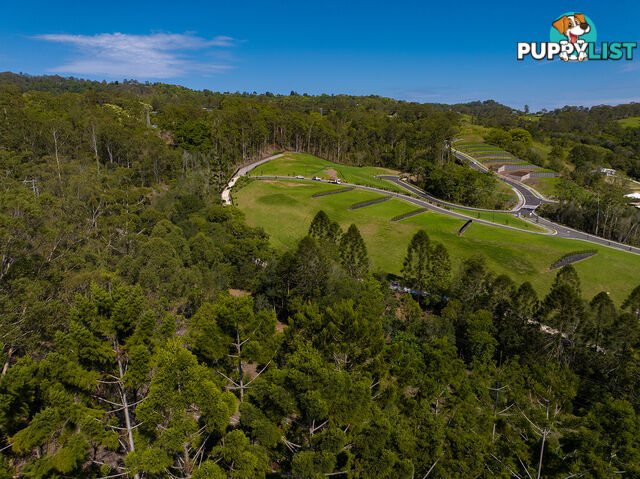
left=617, top=116, right=640, bottom=128
left=236, top=179, right=640, bottom=303
left=250, top=152, right=406, bottom=192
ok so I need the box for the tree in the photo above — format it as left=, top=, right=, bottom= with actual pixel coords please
left=452, top=255, right=494, bottom=309
left=128, top=340, right=237, bottom=477
left=401, top=230, right=450, bottom=296
left=585, top=291, right=617, bottom=350
left=339, top=224, right=368, bottom=277
left=189, top=295, right=278, bottom=402
left=456, top=309, right=497, bottom=364
left=429, top=243, right=451, bottom=294
left=402, top=230, right=431, bottom=293
left=0, top=281, right=167, bottom=477
left=211, top=430, right=269, bottom=479
left=541, top=266, right=586, bottom=360
left=308, top=210, right=341, bottom=243
left=291, top=236, right=331, bottom=300
left=622, top=284, right=640, bottom=320
left=563, top=397, right=640, bottom=476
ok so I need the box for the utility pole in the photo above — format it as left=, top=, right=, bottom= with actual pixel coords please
left=595, top=194, right=600, bottom=236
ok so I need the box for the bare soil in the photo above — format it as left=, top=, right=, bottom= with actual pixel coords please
left=325, top=168, right=339, bottom=180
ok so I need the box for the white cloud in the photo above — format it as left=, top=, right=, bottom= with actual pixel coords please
left=33, top=32, right=236, bottom=79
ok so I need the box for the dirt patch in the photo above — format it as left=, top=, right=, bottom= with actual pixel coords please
left=276, top=320, right=287, bottom=333
left=325, top=168, right=339, bottom=180
left=505, top=170, right=531, bottom=179
left=158, top=129, right=174, bottom=144
left=376, top=166, right=402, bottom=175
left=229, top=289, right=250, bottom=297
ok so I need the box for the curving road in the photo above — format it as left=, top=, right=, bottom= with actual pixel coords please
left=224, top=155, right=640, bottom=256
left=378, top=175, right=525, bottom=213
left=451, top=148, right=551, bottom=210
left=222, top=153, right=285, bottom=205
left=249, top=175, right=553, bottom=235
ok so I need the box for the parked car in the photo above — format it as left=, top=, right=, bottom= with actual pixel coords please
left=295, top=175, right=304, bottom=179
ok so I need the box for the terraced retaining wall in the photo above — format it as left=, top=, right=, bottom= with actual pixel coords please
left=522, top=172, right=558, bottom=180
left=498, top=164, right=541, bottom=172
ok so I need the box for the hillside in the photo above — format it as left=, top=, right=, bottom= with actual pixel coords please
left=2, top=74, right=640, bottom=478
left=236, top=178, right=640, bottom=303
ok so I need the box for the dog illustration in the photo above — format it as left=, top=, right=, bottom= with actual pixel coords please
left=552, top=13, right=591, bottom=61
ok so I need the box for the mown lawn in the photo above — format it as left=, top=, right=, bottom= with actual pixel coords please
left=250, top=152, right=406, bottom=193
left=236, top=179, right=640, bottom=304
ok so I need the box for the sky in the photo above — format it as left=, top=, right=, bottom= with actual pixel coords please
left=1, top=0, right=639, bottom=111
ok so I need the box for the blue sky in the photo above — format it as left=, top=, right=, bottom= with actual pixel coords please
left=1, top=0, right=639, bottom=110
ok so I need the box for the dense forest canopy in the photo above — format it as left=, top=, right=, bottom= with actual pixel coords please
left=1, top=73, right=640, bottom=478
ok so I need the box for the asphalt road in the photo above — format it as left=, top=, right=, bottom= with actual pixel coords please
left=452, top=148, right=548, bottom=209
left=534, top=215, right=640, bottom=254
left=378, top=175, right=524, bottom=213
left=251, top=175, right=554, bottom=235
left=225, top=157, right=640, bottom=256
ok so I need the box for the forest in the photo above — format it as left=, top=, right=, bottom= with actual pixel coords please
left=1, top=74, right=640, bottom=478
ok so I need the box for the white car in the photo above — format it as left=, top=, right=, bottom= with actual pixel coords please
left=295, top=175, right=304, bottom=179
left=312, top=176, right=322, bottom=181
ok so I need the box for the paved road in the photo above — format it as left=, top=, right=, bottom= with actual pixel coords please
left=224, top=157, right=640, bottom=256
left=251, top=175, right=555, bottom=235
left=534, top=215, right=640, bottom=254
left=452, top=148, right=550, bottom=210
left=222, top=153, right=285, bottom=205
left=378, top=175, right=525, bottom=213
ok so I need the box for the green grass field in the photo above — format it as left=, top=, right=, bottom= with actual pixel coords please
left=617, top=117, right=640, bottom=128
left=250, top=152, right=406, bottom=193
left=236, top=180, right=640, bottom=303
left=447, top=207, right=548, bottom=233
left=526, top=176, right=560, bottom=198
